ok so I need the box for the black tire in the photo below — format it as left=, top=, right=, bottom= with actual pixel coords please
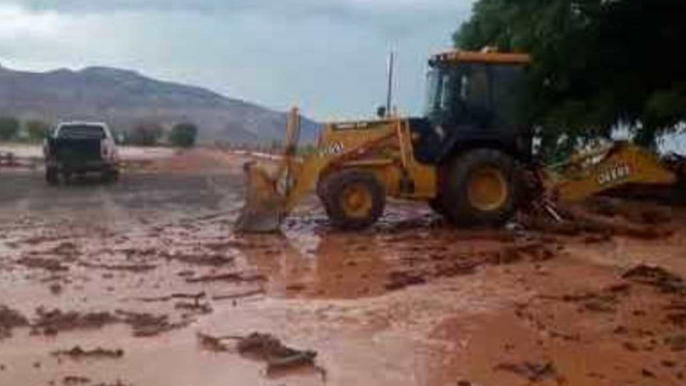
left=102, top=169, right=119, bottom=183
left=320, top=169, right=385, bottom=230
left=46, top=167, right=59, bottom=185
left=441, top=149, right=519, bottom=227
left=428, top=197, right=447, bottom=216
left=316, top=174, right=332, bottom=206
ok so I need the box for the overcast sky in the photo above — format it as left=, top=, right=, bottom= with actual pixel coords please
left=0, top=0, right=475, bottom=120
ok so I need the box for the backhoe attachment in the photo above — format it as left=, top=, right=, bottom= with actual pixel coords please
left=544, top=141, right=677, bottom=203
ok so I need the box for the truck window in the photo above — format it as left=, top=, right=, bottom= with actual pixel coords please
left=58, top=125, right=106, bottom=140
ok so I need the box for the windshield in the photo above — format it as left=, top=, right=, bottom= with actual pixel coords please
left=424, top=69, right=440, bottom=116
left=423, top=67, right=456, bottom=118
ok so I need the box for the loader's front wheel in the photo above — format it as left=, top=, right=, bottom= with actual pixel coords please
left=428, top=198, right=447, bottom=216
left=321, top=169, right=385, bottom=230
left=442, top=149, right=519, bottom=227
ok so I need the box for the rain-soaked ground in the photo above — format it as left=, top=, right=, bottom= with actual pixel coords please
left=2, top=149, right=686, bottom=386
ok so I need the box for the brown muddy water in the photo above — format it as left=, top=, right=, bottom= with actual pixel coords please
left=2, top=150, right=686, bottom=386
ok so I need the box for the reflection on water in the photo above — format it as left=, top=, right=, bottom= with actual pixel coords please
left=235, top=221, right=393, bottom=299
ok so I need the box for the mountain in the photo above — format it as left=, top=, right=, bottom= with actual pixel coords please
left=0, top=64, right=320, bottom=145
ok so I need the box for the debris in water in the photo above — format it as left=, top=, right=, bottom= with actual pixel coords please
left=384, top=271, right=427, bottom=291
left=32, top=308, right=117, bottom=336
left=160, top=251, right=235, bottom=267
left=494, top=361, right=558, bottom=383
left=19, top=257, right=69, bottom=272
left=185, top=272, right=266, bottom=284
left=115, top=310, right=187, bottom=337
left=211, top=289, right=265, bottom=301
left=49, top=283, right=63, bottom=295
left=197, top=332, right=323, bottom=378
left=0, top=305, right=28, bottom=339
left=622, top=265, right=685, bottom=295
left=62, top=375, right=91, bottom=385
left=78, top=261, right=157, bottom=273
left=53, top=346, right=124, bottom=360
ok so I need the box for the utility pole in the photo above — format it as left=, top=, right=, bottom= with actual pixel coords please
left=385, top=50, right=395, bottom=117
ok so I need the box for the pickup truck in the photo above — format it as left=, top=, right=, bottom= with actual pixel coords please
left=44, top=122, right=120, bottom=184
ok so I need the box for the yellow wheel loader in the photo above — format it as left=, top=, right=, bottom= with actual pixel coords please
left=236, top=50, right=677, bottom=233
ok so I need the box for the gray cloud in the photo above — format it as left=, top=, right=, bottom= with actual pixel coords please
left=1, top=1, right=475, bottom=120
left=17, top=0, right=470, bottom=35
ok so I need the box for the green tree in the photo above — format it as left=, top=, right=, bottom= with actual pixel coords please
left=26, top=120, right=51, bottom=142
left=129, top=122, right=164, bottom=146
left=454, top=0, right=686, bottom=159
left=168, top=123, right=198, bottom=148
left=0, top=117, right=20, bottom=141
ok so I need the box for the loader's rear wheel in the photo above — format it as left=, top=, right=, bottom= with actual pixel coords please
left=321, top=169, right=385, bottom=230
left=442, top=149, right=519, bottom=227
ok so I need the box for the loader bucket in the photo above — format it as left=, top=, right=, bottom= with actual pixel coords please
left=235, top=162, right=285, bottom=233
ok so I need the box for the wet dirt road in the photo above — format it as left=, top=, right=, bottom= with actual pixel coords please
left=2, top=149, right=686, bottom=386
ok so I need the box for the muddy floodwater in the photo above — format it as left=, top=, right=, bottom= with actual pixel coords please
left=2, top=149, right=686, bottom=386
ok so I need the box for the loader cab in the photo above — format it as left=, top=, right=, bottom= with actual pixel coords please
left=412, top=50, right=532, bottom=164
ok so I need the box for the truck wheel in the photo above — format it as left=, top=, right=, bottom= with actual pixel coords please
left=102, top=169, right=119, bottom=183
left=46, top=167, right=59, bottom=185
left=442, top=149, right=519, bottom=227
left=321, top=169, right=385, bottom=230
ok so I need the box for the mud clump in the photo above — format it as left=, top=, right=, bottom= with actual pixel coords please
left=0, top=305, right=29, bottom=339
left=384, top=271, right=427, bottom=291
left=19, top=257, right=69, bottom=272
left=53, top=346, right=124, bottom=360
left=552, top=282, right=632, bottom=315
left=49, top=283, right=63, bottom=295
left=115, top=310, right=187, bottom=337
left=175, top=301, right=213, bottom=315
left=524, top=203, right=673, bottom=239
left=32, top=308, right=118, bottom=336
left=198, top=332, right=321, bottom=375
left=486, top=241, right=557, bottom=266
left=161, top=251, right=235, bottom=267
left=62, top=375, right=91, bottom=385
left=50, top=242, right=79, bottom=256
left=494, top=361, right=559, bottom=383
left=197, top=333, right=233, bottom=352
left=622, top=265, right=686, bottom=295
left=664, top=334, right=686, bottom=351
left=433, top=261, right=479, bottom=278
left=561, top=290, right=624, bottom=314
left=78, top=261, right=157, bottom=273
left=238, top=333, right=318, bottom=373
left=91, top=381, right=133, bottom=386
left=185, top=272, right=265, bottom=284
left=665, top=312, right=686, bottom=327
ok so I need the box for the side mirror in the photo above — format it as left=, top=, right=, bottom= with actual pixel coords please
left=376, top=106, right=387, bottom=118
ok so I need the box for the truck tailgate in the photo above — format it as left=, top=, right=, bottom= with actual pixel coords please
left=51, top=138, right=103, bottom=166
